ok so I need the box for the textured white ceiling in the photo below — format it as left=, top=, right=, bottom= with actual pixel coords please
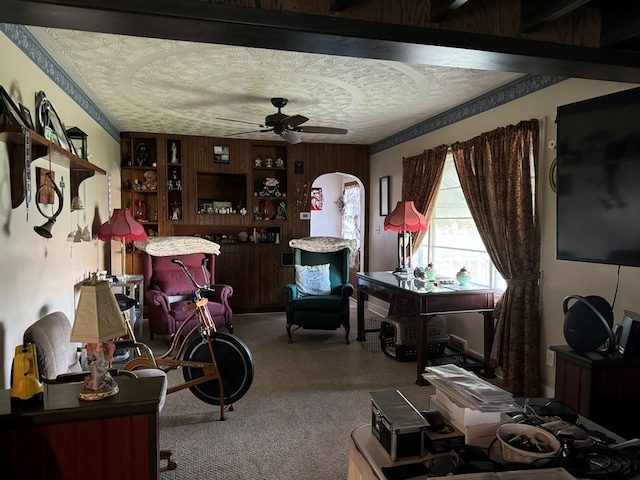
left=30, top=27, right=523, bottom=145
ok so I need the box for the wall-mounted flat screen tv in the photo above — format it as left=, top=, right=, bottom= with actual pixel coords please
left=556, top=87, right=640, bottom=267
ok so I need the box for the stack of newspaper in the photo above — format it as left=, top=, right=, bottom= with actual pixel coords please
left=423, top=364, right=518, bottom=413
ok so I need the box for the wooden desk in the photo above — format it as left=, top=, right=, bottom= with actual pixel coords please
left=356, top=272, right=496, bottom=385
left=0, top=375, right=163, bottom=480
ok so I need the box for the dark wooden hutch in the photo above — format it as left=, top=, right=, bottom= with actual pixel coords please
left=120, top=132, right=370, bottom=312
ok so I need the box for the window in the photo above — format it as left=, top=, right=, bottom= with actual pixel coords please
left=413, top=154, right=507, bottom=292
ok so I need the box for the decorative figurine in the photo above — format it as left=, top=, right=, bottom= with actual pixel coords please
left=265, top=157, right=273, bottom=167
left=135, top=143, right=149, bottom=166
left=142, top=170, right=157, bottom=190
left=170, top=142, right=179, bottom=163
left=456, top=267, right=471, bottom=286
left=275, top=157, right=284, bottom=168
left=426, top=262, right=437, bottom=280
left=259, top=177, right=281, bottom=197
left=254, top=157, right=262, bottom=167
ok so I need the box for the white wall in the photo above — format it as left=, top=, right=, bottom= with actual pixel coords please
left=369, top=78, right=640, bottom=393
left=0, top=34, right=120, bottom=387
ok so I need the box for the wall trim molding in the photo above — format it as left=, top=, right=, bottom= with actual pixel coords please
left=1, top=23, right=120, bottom=141
left=371, top=74, right=567, bottom=154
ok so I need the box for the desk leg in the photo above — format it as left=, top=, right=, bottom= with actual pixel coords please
left=357, top=291, right=366, bottom=341
left=416, top=311, right=429, bottom=386
left=481, top=311, right=496, bottom=378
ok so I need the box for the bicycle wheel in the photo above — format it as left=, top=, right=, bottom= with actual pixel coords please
left=182, top=332, right=254, bottom=405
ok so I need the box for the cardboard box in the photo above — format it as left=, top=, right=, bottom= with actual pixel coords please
left=434, top=388, right=502, bottom=426
left=430, top=395, right=502, bottom=447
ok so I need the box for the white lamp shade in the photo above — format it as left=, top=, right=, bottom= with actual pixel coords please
left=71, top=275, right=127, bottom=343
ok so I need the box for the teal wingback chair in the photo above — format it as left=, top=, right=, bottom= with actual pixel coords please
left=283, top=237, right=357, bottom=344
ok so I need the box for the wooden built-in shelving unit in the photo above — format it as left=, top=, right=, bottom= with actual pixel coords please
left=121, top=131, right=370, bottom=312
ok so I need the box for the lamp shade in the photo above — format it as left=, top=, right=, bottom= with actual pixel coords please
left=70, top=274, right=128, bottom=343
left=98, top=208, right=147, bottom=242
left=383, top=201, right=427, bottom=232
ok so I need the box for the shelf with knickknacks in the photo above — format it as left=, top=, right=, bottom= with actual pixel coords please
left=170, top=202, right=182, bottom=220
left=168, top=169, right=182, bottom=191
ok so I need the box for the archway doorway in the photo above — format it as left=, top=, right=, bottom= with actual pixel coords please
left=309, top=172, right=365, bottom=294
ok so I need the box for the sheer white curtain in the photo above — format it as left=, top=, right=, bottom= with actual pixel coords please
left=341, top=182, right=361, bottom=270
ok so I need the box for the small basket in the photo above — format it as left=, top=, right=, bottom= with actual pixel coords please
left=496, top=424, right=561, bottom=465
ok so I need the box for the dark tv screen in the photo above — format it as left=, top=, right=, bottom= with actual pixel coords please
left=556, top=87, right=640, bottom=267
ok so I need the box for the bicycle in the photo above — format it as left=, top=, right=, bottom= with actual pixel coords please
left=124, top=258, right=254, bottom=420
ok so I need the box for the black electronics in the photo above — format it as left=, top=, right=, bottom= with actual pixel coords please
left=562, top=295, right=615, bottom=354
left=616, top=310, right=640, bottom=357
left=556, top=86, right=640, bottom=267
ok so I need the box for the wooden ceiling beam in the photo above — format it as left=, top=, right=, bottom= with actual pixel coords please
left=2, top=0, right=640, bottom=83
left=600, top=1, right=640, bottom=48
left=330, top=0, right=368, bottom=12
left=521, top=0, right=591, bottom=33
left=429, top=0, right=469, bottom=23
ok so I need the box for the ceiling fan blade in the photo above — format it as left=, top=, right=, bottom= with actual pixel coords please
left=225, top=129, right=266, bottom=136
left=279, top=130, right=302, bottom=144
left=217, top=117, right=259, bottom=126
left=296, top=126, right=348, bottom=134
left=282, top=115, right=309, bottom=128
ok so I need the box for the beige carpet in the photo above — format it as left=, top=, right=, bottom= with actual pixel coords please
left=146, top=310, right=435, bottom=479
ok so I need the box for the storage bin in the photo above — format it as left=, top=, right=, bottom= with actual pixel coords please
left=379, top=315, right=449, bottom=362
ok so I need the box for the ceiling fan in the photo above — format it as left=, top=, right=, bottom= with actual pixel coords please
left=218, top=97, right=348, bottom=144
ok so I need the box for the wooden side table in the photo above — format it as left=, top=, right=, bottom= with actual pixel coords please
left=0, top=375, right=163, bottom=480
left=551, top=344, right=640, bottom=440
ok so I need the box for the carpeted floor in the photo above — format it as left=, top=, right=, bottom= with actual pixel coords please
left=145, top=310, right=435, bottom=479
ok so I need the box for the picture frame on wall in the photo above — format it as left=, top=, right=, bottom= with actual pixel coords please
left=379, top=176, right=390, bottom=216
left=19, top=103, right=35, bottom=130
left=213, top=145, right=230, bottom=164
left=0, top=86, right=29, bottom=129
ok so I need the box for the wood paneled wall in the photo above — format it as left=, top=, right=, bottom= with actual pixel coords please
left=122, top=132, right=370, bottom=311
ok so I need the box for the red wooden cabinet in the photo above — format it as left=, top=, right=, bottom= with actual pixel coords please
left=0, top=376, right=163, bottom=480
left=551, top=345, right=640, bottom=440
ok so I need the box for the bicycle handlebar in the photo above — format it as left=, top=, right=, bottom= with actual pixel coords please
left=171, top=258, right=212, bottom=296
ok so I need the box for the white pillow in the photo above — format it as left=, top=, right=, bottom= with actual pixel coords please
left=295, top=263, right=331, bottom=296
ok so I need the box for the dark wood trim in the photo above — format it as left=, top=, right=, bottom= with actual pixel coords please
left=601, top=1, right=640, bottom=48
left=520, top=0, right=591, bottom=33
left=330, top=0, right=369, bottom=12
left=429, top=0, right=470, bottom=23
left=2, top=0, right=640, bottom=82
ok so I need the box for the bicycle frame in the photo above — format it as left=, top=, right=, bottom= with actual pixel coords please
left=125, top=258, right=229, bottom=420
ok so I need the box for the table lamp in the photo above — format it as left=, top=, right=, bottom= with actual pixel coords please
left=98, top=208, right=147, bottom=280
left=70, top=273, right=128, bottom=400
left=384, top=201, right=427, bottom=274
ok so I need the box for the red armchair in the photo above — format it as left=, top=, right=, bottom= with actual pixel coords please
left=141, top=251, right=233, bottom=338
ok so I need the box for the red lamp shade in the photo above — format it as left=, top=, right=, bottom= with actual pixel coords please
left=98, top=208, right=147, bottom=242
left=98, top=209, right=147, bottom=278
left=384, top=201, right=427, bottom=233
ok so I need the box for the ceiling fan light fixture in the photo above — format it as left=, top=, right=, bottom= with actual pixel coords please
left=220, top=97, right=347, bottom=144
